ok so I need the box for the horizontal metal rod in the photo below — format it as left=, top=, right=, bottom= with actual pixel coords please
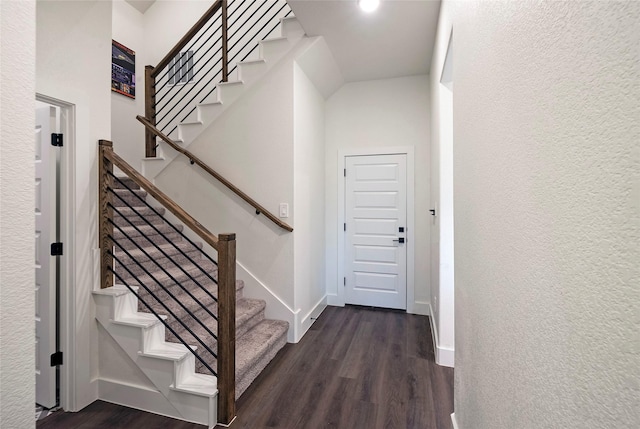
left=154, top=16, right=221, bottom=91
left=103, top=149, right=221, bottom=250
left=158, top=1, right=280, bottom=126
left=156, top=54, right=223, bottom=125
left=154, top=0, right=239, bottom=88
left=155, top=37, right=223, bottom=110
left=107, top=214, right=218, bottom=310
left=108, top=245, right=219, bottom=353
left=107, top=207, right=219, bottom=310
left=108, top=173, right=218, bottom=269
left=152, top=0, right=223, bottom=77
left=109, top=230, right=219, bottom=338
left=110, top=268, right=218, bottom=376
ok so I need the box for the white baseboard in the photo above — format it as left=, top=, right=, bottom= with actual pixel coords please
left=428, top=303, right=455, bottom=368
left=236, top=261, right=299, bottom=343
left=451, top=413, right=459, bottom=429
left=409, top=300, right=430, bottom=316
left=438, top=345, right=455, bottom=367
left=98, top=378, right=184, bottom=422
left=297, top=295, right=327, bottom=342
left=326, top=293, right=343, bottom=307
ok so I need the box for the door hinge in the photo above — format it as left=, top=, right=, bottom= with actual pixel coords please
left=344, top=223, right=346, bottom=231
left=50, top=242, right=63, bottom=256
left=344, top=168, right=346, bottom=177
left=50, top=351, right=63, bottom=367
left=51, top=133, right=63, bottom=147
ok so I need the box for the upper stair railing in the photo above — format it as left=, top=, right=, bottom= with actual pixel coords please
left=145, top=0, right=292, bottom=157
left=137, top=115, right=293, bottom=232
left=98, top=140, right=237, bottom=425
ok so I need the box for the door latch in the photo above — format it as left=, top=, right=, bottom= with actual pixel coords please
left=392, top=237, right=405, bottom=244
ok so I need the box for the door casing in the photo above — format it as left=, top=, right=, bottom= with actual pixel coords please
left=36, top=93, right=76, bottom=411
left=336, top=147, right=415, bottom=312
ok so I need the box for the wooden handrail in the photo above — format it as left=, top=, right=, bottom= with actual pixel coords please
left=136, top=115, right=294, bottom=232
left=99, top=140, right=220, bottom=250
left=151, top=0, right=223, bottom=78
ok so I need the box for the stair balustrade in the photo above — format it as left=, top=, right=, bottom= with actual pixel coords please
left=145, top=0, right=292, bottom=157
left=98, top=140, right=237, bottom=425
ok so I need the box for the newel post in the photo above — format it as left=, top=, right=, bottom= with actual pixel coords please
left=98, top=140, right=114, bottom=289
left=145, top=65, right=157, bottom=157
left=221, top=0, right=229, bottom=82
left=217, top=232, right=236, bottom=425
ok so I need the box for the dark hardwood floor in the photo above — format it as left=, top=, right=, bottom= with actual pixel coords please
left=37, top=400, right=204, bottom=429
left=38, top=305, right=454, bottom=429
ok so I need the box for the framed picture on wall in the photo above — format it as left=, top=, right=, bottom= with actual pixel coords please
left=111, top=40, right=135, bottom=99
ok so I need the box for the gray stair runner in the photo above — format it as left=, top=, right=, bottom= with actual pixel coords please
left=112, top=177, right=288, bottom=398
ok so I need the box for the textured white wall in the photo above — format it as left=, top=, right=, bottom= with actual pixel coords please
left=155, top=53, right=296, bottom=306
left=111, top=0, right=145, bottom=171
left=325, top=75, right=431, bottom=312
left=36, top=0, right=112, bottom=411
left=452, top=1, right=640, bottom=428
left=0, top=1, right=36, bottom=427
left=293, top=62, right=326, bottom=332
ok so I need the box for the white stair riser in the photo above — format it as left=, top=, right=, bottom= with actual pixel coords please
left=238, top=61, right=268, bottom=84
left=197, top=103, right=224, bottom=124
left=176, top=353, right=197, bottom=384
left=282, top=17, right=305, bottom=41
left=167, top=390, right=216, bottom=428
left=178, top=122, right=204, bottom=144
left=136, top=354, right=180, bottom=397
left=94, top=290, right=137, bottom=321
left=259, top=38, right=293, bottom=63
left=141, top=322, right=169, bottom=353
left=216, top=82, right=245, bottom=105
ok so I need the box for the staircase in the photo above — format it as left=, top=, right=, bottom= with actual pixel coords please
left=143, top=7, right=306, bottom=181
left=94, top=174, right=288, bottom=426
left=94, top=2, right=305, bottom=425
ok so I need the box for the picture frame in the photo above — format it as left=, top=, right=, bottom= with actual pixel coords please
left=111, top=40, right=135, bottom=99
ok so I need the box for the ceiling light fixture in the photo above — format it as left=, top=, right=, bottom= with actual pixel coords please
left=358, top=0, right=380, bottom=13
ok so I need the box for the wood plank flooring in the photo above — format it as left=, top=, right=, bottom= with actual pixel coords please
left=37, top=305, right=454, bottom=429
left=36, top=400, right=204, bottom=429
left=229, top=305, right=454, bottom=429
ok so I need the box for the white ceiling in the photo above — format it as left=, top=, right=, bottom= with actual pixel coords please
left=123, top=0, right=441, bottom=82
left=288, top=0, right=441, bottom=82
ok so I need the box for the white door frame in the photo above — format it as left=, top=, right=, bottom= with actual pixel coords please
left=336, top=147, right=416, bottom=313
left=36, top=93, right=76, bottom=411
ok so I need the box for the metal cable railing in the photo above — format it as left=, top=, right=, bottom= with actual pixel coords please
left=98, top=140, right=237, bottom=424
left=109, top=266, right=218, bottom=376
left=108, top=172, right=219, bottom=271
left=107, top=208, right=219, bottom=316
left=164, top=5, right=293, bottom=137
left=144, top=0, right=292, bottom=155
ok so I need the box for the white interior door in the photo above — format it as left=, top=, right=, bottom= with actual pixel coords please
left=35, top=105, right=58, bottom=408
left=345, top=154, right=407, bottom=310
